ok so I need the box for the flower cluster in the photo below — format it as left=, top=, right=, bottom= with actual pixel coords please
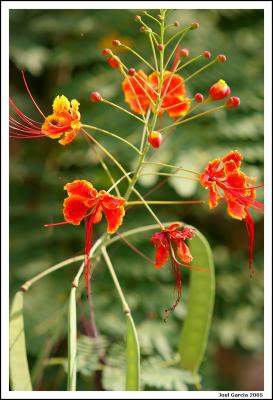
left=10, top=10, right=263, bottom=314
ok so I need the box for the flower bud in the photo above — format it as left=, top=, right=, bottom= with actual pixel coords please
left=108, top=56, right=121, bottom=69
left=180, top=48, right=189, bottom=57
left=157, top=43, right=164, bottom=51
left=217, top=54, right=227, bottom=63
left=102, top=48, right=111, bottom=56
left=203, top=50, right=211, bottom=59
left=148, top=131, right=162, bottom=148
left=90, top=91, right=102, bottom=103
left=174, top=21, right=180, bottom=27
left=112, top=39, right=121, bottom=47
left=128, top=68, right=136, bottom=76
left=226, top=96, right=240, bottom=108
left=209, top=79, right=231, bottom=100
left=194, top=93, right=204, bottom=103
left=134, top=15, right=141, bottom=22
left=191, top=21, right=200, bottom=30
left=140, top=26, right=148, bottom=33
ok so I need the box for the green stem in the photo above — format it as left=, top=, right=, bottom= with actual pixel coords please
left=120, top=44, right=155, bottom=71
left=140, top=172, right=199, bottom=181
left=82, top=125, right=141, bottom=155
left=176, top=54, right=203, bottom=73
left=143, top=161, right=200, bottom=175
left=102, top=99, right=145, bottom=123
left=126, top=200, right=204, bottom=205
left=183, top=58, right=218, bottom=83
left=101, top=247, right=130, bottom=314
left=158, top=105, right=225, bottom=132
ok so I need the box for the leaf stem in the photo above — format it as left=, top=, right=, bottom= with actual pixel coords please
left=102, top=99, right=145, bottom=123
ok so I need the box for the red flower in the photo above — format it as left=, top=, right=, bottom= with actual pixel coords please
left=200, top=151, right=264, bottom=274
left=122, top=69, right=191, bottom=118
left=10, top=72, right=81, bottom=145
left=151, top=224, right=196, bottom=313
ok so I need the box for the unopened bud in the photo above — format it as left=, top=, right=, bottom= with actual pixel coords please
left=194, top=93, right=204, bottom=103
left=191, top=21, right=200, bottom=30
left=134, top=15, right=141, bottom=22
left=173, top=21, right=180, bottom=27
left=112, top=39, right=121, bottom=47
left=90, top=91, right=102, bottom=103
left=180, top=48, right=189, bottom=57
left=203, top=50, right=211, bottom=59
left=157, top=43, right=164, bottom=51
left=108, top=56, right=121, bottom=69
left=102, top=48, right=111, bottom=56
left=209, top=79, right=231, bottom=100
left=217, top=54, right=227, bottom=63
left=140, top=26, right=148, bottom=33
left=148, top=131, right=162, bottom=148
left=157, top=14, right=163, bottom=21
left=128, top=68, right=136, bottom=76
left=226, top=96, right=240, bottom=108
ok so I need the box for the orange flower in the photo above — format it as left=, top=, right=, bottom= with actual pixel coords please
left=122, top=70, right=151, bottom=114
left=62, top=180, right=125, bottom=292
left=200, top=150, right=264, bottom=274
left=9, top=72, right=81, bottom=145
left=151, top=224, right=196, bottom=312
left=149, top=71, right=191, bottom=118
left=122, top=69, right=191, bottom=118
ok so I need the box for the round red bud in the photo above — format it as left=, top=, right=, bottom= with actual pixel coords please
left=203, top=50, right=211, bottom=59
left=90, top=91, right=102, bottom=103
left=180, top=48, right=189, bottom=57
left=128, top=68, right=136, bottom=76
left=217, top=54, right=227, bottom=63
left=209, top=79, right=231, bottom=100
left=108, top=56, right=120, bottom=69
left=194, top=93, right=204, bottom=103
left=102, top=48, right=111, bottom=56
left=148, top=131, right=162, bottom=149
left=191, top=21, right=200, bottom=30
left=226, top=96, right=240, bottom=108
left=112, top=39, right=121, bottom=47
left=157, top=43, right=164, bottom=51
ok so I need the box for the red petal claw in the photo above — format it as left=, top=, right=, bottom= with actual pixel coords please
left=245, top=211, right=255, bottom=276
left=155, top=245, right=170, bottom=269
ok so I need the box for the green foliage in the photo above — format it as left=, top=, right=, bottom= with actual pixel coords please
left=9, top=292, right=32, bottom=391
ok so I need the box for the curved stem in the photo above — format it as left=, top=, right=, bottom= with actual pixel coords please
left=183, top=58, right=218, bottom=83
left=126, top=200, right=205, bottom=205
left=101, top=247, right=130, bottom=313
left=143, top=161, right=200, bottom=175
left=82, top=125, right=141, bottom=155
left=102, top=99, right=145, bottom=123
left=140, top=172, right=199, bottom=181
left=120, top=44, right=155, bottom=71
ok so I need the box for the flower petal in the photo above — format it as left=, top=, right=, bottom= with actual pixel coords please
left=63, top=195, right=90, bottom=225
left=222, top=150, right=243, bottom=168
left=226, top=196, right=246, bottom=220
left=155, top=245, right=170, bottom=269
left=64, top=179, right=97, bottom=199
left=102, top=206, right=125, bottom=233
left=177, top=241, right=193, bottom=264
left=209, top=182, right=221, bottom=208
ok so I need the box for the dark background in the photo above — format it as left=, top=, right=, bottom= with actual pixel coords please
left=10, top=9, right=264, bottom=391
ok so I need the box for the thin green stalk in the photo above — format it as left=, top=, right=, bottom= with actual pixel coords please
left=165, top=26, right=191, bottom=47
left=164, top=28, right=191, bottom=71
left=149, top=33, right=159, bottom=71
left=143, top=11, right=161, bottom=25
left=120, top=44, right=155, bottom=71
left=82, top=125, right=141, bottom=155
left=98, top=156, right=121, bottom=197
left=102, top=99, right=145, bottom=123
left=159, top=105, right=225, bottom=132
left=140, top=172, right=199, bottom=181
left=183, top=58, right=218, bottom=83
left=176, top=54, right=203, bottom=73
left=127, top=200, right=205, bottom=205
left=143, top=161, right=200, bottom=175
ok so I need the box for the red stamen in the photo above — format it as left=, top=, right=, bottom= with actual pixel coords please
left=44, top=221, right=69, bottom=227
left=21, top=71, right=46, bottom=118
left=245, top=211, right=255, bottom=276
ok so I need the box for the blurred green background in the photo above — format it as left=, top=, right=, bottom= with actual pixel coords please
left=9, top=9, right=264, bottom=391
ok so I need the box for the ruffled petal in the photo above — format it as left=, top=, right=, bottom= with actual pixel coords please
left=155, top=245, right=170, bottom=269
left=63, top=195, right=90, bottom=225
left=209, top=182, right=221, bottom=208
left=161, top=96, right=191, bottom=118
left=222, top=150, right=243, bottom=168
left=177, top=241, right=193, bottom=264
left=102, top=206, right=125, bottom=233
left=64, top=179, right=97, bottom=199
left=226, top=196, right=246, bottom=220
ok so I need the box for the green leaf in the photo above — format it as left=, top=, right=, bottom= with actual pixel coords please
left=67, top=287, right=77, bottom=390
left=179, top=229, right=215, bottom=378
left=125, top=314, right=140, bottom=391
left=9, top=291, right=32, bottom=391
